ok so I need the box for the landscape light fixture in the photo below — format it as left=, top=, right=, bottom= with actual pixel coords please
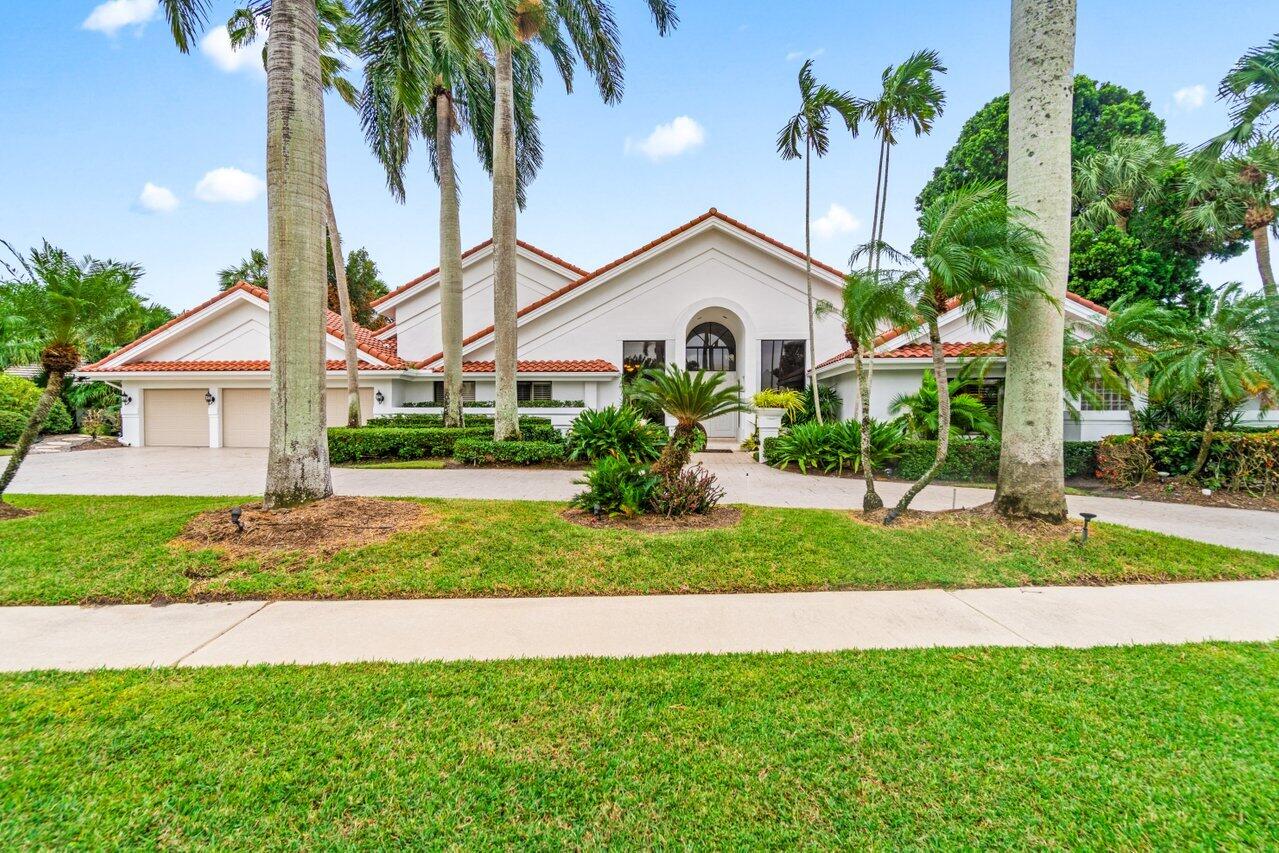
left=230, top=507, right=244, bottom=532
left=1080, top=512, right=1097, bottom=545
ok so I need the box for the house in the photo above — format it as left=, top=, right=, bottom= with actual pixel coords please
left=81, top=207, right=1275, bottom=448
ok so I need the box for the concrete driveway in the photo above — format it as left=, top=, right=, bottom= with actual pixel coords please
left=9, top=446, right=1279, bottom=555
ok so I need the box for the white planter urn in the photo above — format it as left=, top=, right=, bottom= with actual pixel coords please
left=753, top=408, right=786, bottom=463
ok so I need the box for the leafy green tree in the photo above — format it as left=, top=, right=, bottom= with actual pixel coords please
left=777, top=59, right=859, bottom=423
left=1074, top=135, right=1175, bottom=233
left=1061, top=298, right=1172, bottom=433
left=627, top=365, right=748, bottom=478
left=1147, top=283, right=1279, bottom=478
left=217, top=246, right=388, bottom=327
left=1068, top=226, right=1210, bottom=315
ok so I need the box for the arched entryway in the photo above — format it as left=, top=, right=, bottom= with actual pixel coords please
left=684, top=309, right=744, bottom=438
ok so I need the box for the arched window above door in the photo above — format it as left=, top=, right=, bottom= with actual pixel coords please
left=686, top=322, right=736, bottom=372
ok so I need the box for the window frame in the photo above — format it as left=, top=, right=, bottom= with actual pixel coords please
left=759, top=338, right=807, bottom=391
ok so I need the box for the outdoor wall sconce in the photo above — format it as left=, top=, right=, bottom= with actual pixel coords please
left=121, top=393, right=133, bottom=405
left=205, top=391, right=216, bottom=405
left=375, top=390, right=385, bottom=404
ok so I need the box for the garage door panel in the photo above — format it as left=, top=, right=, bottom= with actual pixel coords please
left=144, top=389, right=208, bottom=447
left=326, top=388, right=375, bottom=427
left=222, top=388, right=270, bottom=448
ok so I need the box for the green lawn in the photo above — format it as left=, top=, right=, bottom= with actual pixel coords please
left=1, top=494, right=1277, bottom=605
left=0, top=447, right=12, bottom=456
left=2, top=643, right=1276, bottom=847
left=339, top=459, right=447, bottom=469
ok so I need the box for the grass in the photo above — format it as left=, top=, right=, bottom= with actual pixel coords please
left=2, top=643, right=1276, bottom=847
left=0, top=447, right=11, bottom=456
left=1, top=494, right=1277, bottom=605
left=339, top=459, right=446, bottom=469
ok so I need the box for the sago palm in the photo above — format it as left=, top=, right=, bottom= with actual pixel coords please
left=627, top=365, right=747, bottom=478
left=777, top=59, right=859, bottom=424
left=0, top=246, right=146, bottom=502
left=885, top=182, right=1048, bottom=523
left=1061, top=298, right=1172, bottom=433
left=1073, top=135, right=1176, bottom=233
left=1147, top=283, right=1279, bottom=479
left=815, top=267, right=914, bottom=510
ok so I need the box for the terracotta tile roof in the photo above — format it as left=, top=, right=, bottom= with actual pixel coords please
left=431, top=359, right=618, bottom=374
left=415, top=208, right=843, bottom=368
left=818, top=341, right=1006, bottom=369
left=324, top=311, right=404, bottom=366
left=84, top=359, right=400, bottom=373
left=371, top=239, right=589, bottom=308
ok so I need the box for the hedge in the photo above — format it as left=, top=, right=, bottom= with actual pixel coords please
left=328, top=426, right=492, bottom=463
left=452, top=438, right=566, bottom=466
left=399, top=400, right=584, bottom=409
left=763, top=436, right=1098, bottom=482
left=1098, top=430, right=1279, bottom=492
left=0, top=410, right=25, bottom=446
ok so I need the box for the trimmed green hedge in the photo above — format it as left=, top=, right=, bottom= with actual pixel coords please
left=328, top=426, right=492, bottom=463
left=452, top=438, right=566, bottom=466
left=1099, top=430, right=1279, bottom=491
left=367, top=413, right=552, bottom=429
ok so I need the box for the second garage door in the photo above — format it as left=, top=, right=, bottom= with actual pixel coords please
left=143, top=389, right=209, bottom=447
left=222, top=387, right=376, bottom=447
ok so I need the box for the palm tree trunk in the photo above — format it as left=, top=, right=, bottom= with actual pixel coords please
left=1188, top=388, right=1221, bottom=479
left=886, top=318, right=949, bottom=523
left=491, top=43, right=520, bottom=442
left=263, top=0, right=332, bottom=508
left=436, top=91, right=465, bottom=429
left=326, top=190, right=361, bottom=428
left=1252, top=226, right=1278, bottom=300
left=994, top=0, right=1075, bottom=523
left=874, top=141, right=892, bottom=272
left=652, top=422, right=696, bottom=479
left=854, top=347, right=882, bottom=511
left=867, top=137, right=886, bottom=271
left=804, top=138, right=822, bottom=424
left=0, top=371, right=63, bottom=500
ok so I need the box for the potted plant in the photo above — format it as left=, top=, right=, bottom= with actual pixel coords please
left=751, top=389, right=802, bottom=462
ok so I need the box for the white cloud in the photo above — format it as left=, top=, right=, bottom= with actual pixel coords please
left=82, top=0, right=157, bottom=36
left=786, top=47, right=825, bottom=62
left=625, top=116, right=705, bottom=162
left=136, top=182, right=179, bottom=214
left=813, top=203, right=860, bottom=239
left=1173, top=84, right=1206, bottom=111
left=195, top=168, right=266, bottom=204
left=200, top=24, right=264, bottom=75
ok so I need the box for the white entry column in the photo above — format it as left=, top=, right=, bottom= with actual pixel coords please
left=207, top=386, right=222, bottom=448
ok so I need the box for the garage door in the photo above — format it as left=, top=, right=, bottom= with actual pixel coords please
left=143, top=389, right=209, bottom=447
left=223, top=387, right=376, bottom=447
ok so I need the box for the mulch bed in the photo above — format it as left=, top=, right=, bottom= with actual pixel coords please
left=70, top=437, right=124, bottom=451
left=561, top=506, right=742, bottom=533
left=175, top=496, right=432, bottom=559
left=1067, top=476, right=1279, bottom=513
left=850, top=502, right=1083, bottom=542
left=0, top=502, right=36, bottom=520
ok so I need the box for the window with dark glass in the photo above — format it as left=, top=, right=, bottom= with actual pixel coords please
left=622, top=340, right=666, bottom=382
left=759, top=339, right=806, bottom=390
left=517, top=381, right=553, bottom=402
left=432, top=381, right=475, bottom=403
left=685, top=322, right=736, bottom=372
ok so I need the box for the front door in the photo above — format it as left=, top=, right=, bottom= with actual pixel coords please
left=686, top=322, right=740, bottom=439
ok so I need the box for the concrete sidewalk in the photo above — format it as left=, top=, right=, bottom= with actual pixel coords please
left=4, top=579, right=1277, bottom=672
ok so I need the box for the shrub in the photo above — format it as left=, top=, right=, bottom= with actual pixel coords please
left=327, top=426, right=492, bottom=463
left=79, top=409, right=117, bottom=438
left=363, top=414, right=560, bottom=443
left=768, top=422, right=829, bottom=474
left=565, top=406, right=663, bottom=463
left=0, top=410, right=24, bottom=446
left=1098, top=431, right=1279, bottom=493
left=41, top=399, right=73, bottom=434
left=452, top=438, right=566, bottom=466
left=764, top=419, right=906, bottom=475
left=752, top=388, right=803, bottom=412
left=893, top=439, right=1099, bottom=482
left=648, top=463, right=725, bottom=517
left=399, top=400, right=584, bottom=409
left=784, top=384, right=841, bottom=426
left=571, top=456, right=659, bottom=517
left=0, top=375, right=72, bottom=434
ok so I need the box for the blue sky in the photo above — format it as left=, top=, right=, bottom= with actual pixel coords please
left=0, top=1, right=1273, bottom=312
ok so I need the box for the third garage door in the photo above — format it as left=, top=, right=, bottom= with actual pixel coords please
left=222, top=387, right=376, bottom=447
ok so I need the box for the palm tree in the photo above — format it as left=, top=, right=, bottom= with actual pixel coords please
left=1073, top=135, right=1176, bottom=233
left=1062, top=298, right=1171, bottom=434
left=885, top=182, right=1048, bottom=523
left=1183, top=142, right=1279, bottom=300
left=776, top=59, right=859, bottom=424
left=815, top=268, right=914, bottom=510
left=627, top=365, right=748, bottom=478
left=0, top=246, right=146, bottom=503
left=218, top=249, right=270, bottom=290
left=230, top=0, right=367, bottom=427
left=1204, top=33, right=1279, bottom=157
left=856, top=50, right=947, bottom=273
left=1148, top=283, right=1279, bottom=478
left=994, top=0, right=1076, bottom=523
left=889, top=371, right=999, bottom=440
left=486, top=0, right=679, bottom=442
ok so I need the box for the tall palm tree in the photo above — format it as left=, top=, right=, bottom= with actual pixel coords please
left=1073, top=135, right=1176, bottom=233
left=231, top=0, right=367, bottom=427
left=1183, top=142, right=1279, bottom=300
left=486, top=0, right=679, bottom=441
left=994, top=0, right=1076, bottom=523
left=1204, top=33, right=1279, bottom=157
left=885, top=183, right=1048, bottom=523
left=1148, top=283, right=1279, bottom=478
left=815, top=268, right=914, bottom=510
left=856, top=50, right=946, bottom=273
left=627, top=365, right=748, bottom=478
left=1061, top=298, right=1172, bottom=434
left=218, top=249, right=270, bottom=290
left=777, top=59, right=858, bottom=425
left=0, top=246, right=146, bottom=503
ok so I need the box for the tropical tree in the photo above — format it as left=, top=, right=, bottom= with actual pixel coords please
left=627, top=365, right=748, bottom=478
left=1182, top=141, right=1279, bottom=300
left=230, top=0, right=367, bottom=427
left=1147, top=283, right=1279, bottom=478
left=486, top=0, right=679, bottom=441
left=218, top=249, right=270, bottom=290
left=889, top=371, right=998, bottom=440
left=218, top=246, right=388, bottom=325
left=994, top=0, right=1076, bottom=524
left=0, top=246, right=148, bottom=503
left=1073, top=135, right=1176, bottom=233
left=815, top=267, right=914, bottom=510
left=1204, top=33, right=1279, bottom=157
left=776, top=59, right=859, bottom=424
left=1061, top=298, right=1172, bottom=433
left=856, top=50, right=946, bottom=273
left=884, top=182, right=1048, bottom=523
